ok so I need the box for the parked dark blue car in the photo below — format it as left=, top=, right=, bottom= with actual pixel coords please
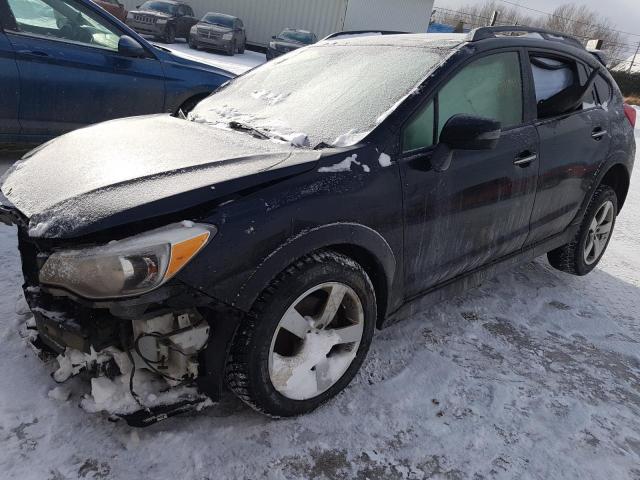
left=0, top=0, right=232, bottom=146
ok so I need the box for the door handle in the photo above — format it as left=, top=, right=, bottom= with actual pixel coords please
left=17, top=49, right=49, bottom=57
left=513, top=152, right=537, bottom=167
left=591, top=128, right=607, bottom=140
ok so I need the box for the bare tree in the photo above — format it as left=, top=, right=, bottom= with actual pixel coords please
left=539, top=4, right=625, bottom=67
left=438, top=1, right=627, bottom=68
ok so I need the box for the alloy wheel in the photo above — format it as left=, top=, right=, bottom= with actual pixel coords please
left=583, top=200, right=614, bottom=265
left=268, top=282, right=364, bottom=401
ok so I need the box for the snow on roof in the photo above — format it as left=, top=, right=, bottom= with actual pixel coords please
left=319, top=33, right=468, bottom=48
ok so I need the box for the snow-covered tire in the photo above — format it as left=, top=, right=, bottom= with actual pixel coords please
left=547, top=185, right=617, bottom=276
left=225, top=250, right=376, bottom=417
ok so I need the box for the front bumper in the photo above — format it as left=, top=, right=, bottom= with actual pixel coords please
left=266, top=47, right=285, bottom=60
left=194, top=35, right=232, bottom=50
left=16, top=229, right=242, bottom=426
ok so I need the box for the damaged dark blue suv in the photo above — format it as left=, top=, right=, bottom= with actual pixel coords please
left=0, top=27, right=635, bottom=426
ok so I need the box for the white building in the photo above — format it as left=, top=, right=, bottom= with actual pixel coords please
left=122, top=0, right=435, bottom=47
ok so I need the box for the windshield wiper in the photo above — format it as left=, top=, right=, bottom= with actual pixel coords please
left=228, top=121, right=270, bottom=140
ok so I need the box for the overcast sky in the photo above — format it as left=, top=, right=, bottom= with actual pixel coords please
left=436, top=0, right=640, bottom=41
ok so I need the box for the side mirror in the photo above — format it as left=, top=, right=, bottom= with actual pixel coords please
left=271, top=35, right=276, bottom=39
left=432, top=114, right=502, bottom=172
left=118, top=35, right=145, bottom=58
left=135, top=5, right=140, bottom=8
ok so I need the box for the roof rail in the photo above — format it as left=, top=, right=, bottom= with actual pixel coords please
left=322, top=30, right=409, bottom=41
left=469, top=26, right=584, bottom=49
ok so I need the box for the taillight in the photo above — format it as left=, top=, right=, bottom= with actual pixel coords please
left=623, top=104, right=636, bottom=128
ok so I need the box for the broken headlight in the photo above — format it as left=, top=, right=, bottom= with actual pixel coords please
left=39, top=222, right=216, bottom=299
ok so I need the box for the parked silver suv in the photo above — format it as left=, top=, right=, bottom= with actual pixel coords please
left=189, top=12, right=246, bottom=55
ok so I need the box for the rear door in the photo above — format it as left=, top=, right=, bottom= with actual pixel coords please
left=0, top=13, right=21, bottom=136
left=525, top=52, right=611, bottom=245
left=400, top=50, right=540, bottom=296
left=4, top=0, right=166, bottom=137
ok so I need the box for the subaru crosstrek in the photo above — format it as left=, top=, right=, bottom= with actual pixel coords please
left=0, top=27, right=635, bottom=426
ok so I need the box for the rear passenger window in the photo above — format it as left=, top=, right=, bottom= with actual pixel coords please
left=530, top=56, right=596, bottom=118
left=531, top=57, right=575, bottom=104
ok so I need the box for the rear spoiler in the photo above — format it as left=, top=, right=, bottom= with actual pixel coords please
left=322, top=30, right=409, bottom=41
left=586, top=39, right=607, bottom=66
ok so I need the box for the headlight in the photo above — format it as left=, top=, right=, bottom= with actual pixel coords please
left=190, top=25, right=197, bottom=33
left=222, top=33, right=233, bottom=40
left=126, top=12, right=133, bottom=19
left=269, top=41, right=276, bottom=49
left=156, top=18, right=167, bottom=24
left=39, top=222, right=215, bottom=299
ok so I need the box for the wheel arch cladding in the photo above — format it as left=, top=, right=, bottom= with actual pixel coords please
left=234, top=223, right=396, bottom=327
left=600, top=163, right=630, bottom=211
left=328, top=243, right=390, bottom=329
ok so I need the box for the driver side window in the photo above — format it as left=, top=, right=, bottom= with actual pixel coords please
left=402, top=52, right=523, bottom=153
left=6, top=0, right=121, bottom=51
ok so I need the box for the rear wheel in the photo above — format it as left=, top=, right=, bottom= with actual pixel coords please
left=238, top=41, right=245, bottom=54
left=225, top=250, right=376, bottom=417
left=547, top=185, right=617, bottom=275
left=226, top=40, right=236, bottom=56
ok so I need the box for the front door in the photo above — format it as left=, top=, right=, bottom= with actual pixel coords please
left=400, top=51, right=539, bottom=297
left=3, top=0, right=166, bottom=137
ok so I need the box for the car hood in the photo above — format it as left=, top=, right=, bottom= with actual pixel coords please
left=152, top=44, right=234, bottom=77
left=129, top=9, right=171, bottom=18
left=196, top=23, right=232, bottom=33
left=1, top=115, right=321, bottom=239
left=273, top=40, right=305, bottom=49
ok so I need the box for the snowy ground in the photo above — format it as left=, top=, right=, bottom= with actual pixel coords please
left=1, top=132, right=640, bottom=479
left=153, top=39, right=265, bottom=75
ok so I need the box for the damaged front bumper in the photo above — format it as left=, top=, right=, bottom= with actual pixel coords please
left=25, top=286, right=241, bottom=426
left=18, top=227, right=241, bottom=426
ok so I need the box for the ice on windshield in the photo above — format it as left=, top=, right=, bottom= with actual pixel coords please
left=190, top=43, right=452, bottom=147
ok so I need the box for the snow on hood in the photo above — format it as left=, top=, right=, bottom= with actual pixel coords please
left=1, top=115, right=320, bottom=239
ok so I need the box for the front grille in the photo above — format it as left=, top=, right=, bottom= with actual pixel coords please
left=197, top=28, right=221, bottom=39
left=134, top=14, right=155, bottom=24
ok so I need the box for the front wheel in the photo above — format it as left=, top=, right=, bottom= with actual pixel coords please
left=225, top=250, right=376, bottom=417
left=547, top=185, right=617, bottom=275
left=188, top=35, right=198, bottom=49
left=163, top=25, right=175, bottom=44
